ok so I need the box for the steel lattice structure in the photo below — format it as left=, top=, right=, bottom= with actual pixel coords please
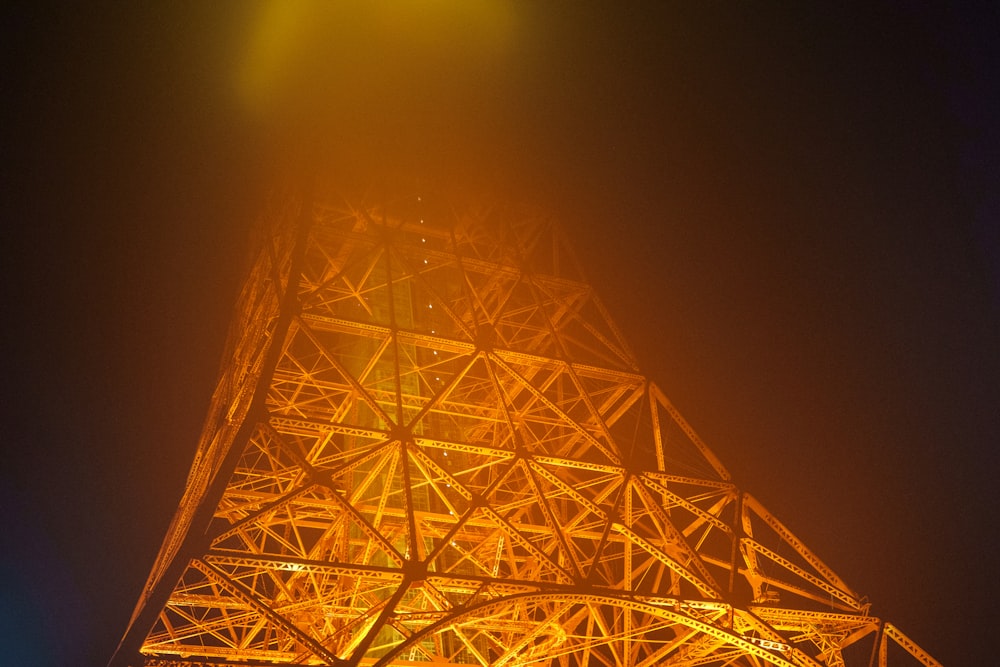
left=110, top=189, right=942, bottom=667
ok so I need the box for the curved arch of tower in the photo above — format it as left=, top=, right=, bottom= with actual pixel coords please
left=110, top=189, right=942, bottom=666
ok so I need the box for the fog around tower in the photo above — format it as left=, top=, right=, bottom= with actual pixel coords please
left=1, top=3, right=997, bottom=665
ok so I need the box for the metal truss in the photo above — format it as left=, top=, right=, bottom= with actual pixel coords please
left=110, top=191, right=942, bottom=666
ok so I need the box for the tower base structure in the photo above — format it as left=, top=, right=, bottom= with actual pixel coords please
left=111, top=188, right=942, bottom=666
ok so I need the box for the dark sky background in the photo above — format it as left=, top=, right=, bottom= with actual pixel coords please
left=2, top=3, right=997, bottom=665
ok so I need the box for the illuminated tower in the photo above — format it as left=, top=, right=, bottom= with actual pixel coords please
left=111, top=188, right=941, bottom=666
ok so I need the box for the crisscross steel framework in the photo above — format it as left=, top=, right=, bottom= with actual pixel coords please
left=110, top=190, right=942, bottom=666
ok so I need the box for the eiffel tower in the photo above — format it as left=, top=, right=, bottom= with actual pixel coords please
left=110, top=187, right=942, bottom=667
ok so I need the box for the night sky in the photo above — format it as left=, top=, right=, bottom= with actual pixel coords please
left=2, top=3, right=997, bottom=665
